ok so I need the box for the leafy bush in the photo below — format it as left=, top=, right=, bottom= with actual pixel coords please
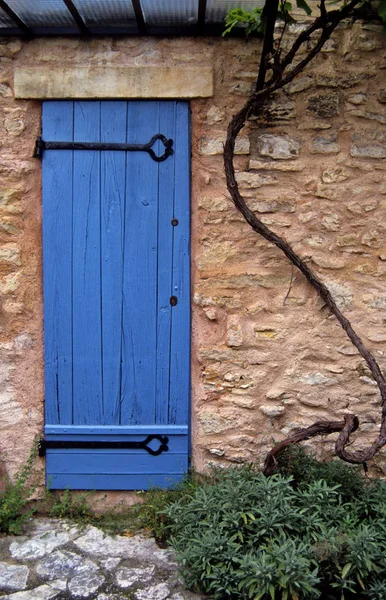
left=0, top=448, right=38, bottom=534
left=134, top=472, right=205, bottom=545
left=48, top=488, right=92, bottom=521
left=164, top=460, right=386, bottom=599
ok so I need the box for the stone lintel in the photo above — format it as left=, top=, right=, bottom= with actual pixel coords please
left=14, top=66, right=213, bottom=99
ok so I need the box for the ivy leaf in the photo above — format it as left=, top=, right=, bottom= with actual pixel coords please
left=341, top=563, right=352, bottom=578
left=296, top=0, right=312, bottom=15
left=377, top=0, right=386, bottom=24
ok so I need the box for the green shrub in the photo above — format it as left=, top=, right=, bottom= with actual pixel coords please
left=134, top=471, right=205, bottom=545
left=48, top=488, right=92, bottom=521
left=275, top=445, right=366, bottom=502
left=164, top=462, right=386, bottom=599
left=0, top=448, right=38, bottom=534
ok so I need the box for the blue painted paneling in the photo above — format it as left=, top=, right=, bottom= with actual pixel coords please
left=121, top=101, right=159, bottom=426
left=42, top=101, right=74, bottom=425
left=156, top=102, right=175, bottom=424
left=72, top=101, right=103, bottom=425
left=100, top=101, right=127, bottom=425
left=169, top=102, right=191, bottom=425
left=47, top=473, right=185, bottom=491
left=43, top=100, right=190, bottom=490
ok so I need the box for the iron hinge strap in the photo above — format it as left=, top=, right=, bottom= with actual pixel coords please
left=33, top=134, right=174, bottom=163
left=38, top=434, right=169, bottom=457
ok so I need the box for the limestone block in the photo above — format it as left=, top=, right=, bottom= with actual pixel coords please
left=347, top=93, right=367, bottom=105
left=362, top=231, right=381, bottom=248
left=206, top=106, right=225, bottom=124
left=14, top=67, right=214, bottom=99
left=347, top=108, right=386, bottom=125
left=227, top=315, right=243, bottom=347
left=307, top=91, right=340, bottom=118
left=0, top=83, right=12, bottom=97
left=350, top=131, right=386, bottom=159
left=256, top=134, right=302, bottom=160
left=0, top=189, right=21, bottom=215
left=336, top=234, right=360, bottom=247
left=300, top=373, right=333, bottom=385
left=321, top=167, right=349, bottom=184
left=0, top=244, right=20, bottom=266
left=379, top=90, right=386, bottom=104
left=249, top=159, right=305, bottom=172
left=200, top=135, right=249, bottom=155
left=263, top=99, right=296, bottom=121
left=236, top=171, right=275, bottom=188
left=249, top=198, right=296, bottom=213
left=298, top=119, right=331, bottom=130
left=286, top=76, right=313, bottom=94
left=311, top=255, right=346, bottom=269
left=260, top=405, right=285, bottom=417
left=322, top=213, right=340, bottom=231
left=312, top=132, right=340, bottom=154
left=199, top=412, right=236, bottom=434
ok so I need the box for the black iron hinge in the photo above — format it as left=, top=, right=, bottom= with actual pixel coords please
left=38, top=434, right=169, bottom=457
left=34, top=134, right=174, bottom=163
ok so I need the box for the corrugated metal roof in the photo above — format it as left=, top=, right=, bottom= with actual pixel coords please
left=0, top=0, right=265, bottom=36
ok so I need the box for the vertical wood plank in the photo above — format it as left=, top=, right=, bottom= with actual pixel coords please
left=169, top=102, right=190, bottom=425
left=155, top=102, right=175, bottom=424
left=42, top=101, right=74, bottom=425
left=100, top=102, right=127, bottom=425
left=121, top=102, right=159, bottom=425
left=72, top=101, right=103, bottom=425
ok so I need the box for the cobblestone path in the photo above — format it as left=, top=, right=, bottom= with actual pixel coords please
left=0, top=519, right=203, bottom=600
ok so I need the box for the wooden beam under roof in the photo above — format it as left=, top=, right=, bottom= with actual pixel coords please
left=0, top=0, right=30, bottom=34
left=63, top=0, right=89, bottom=34
left=131, top=0, right=147, bottom=34
left=197, top=0, right=207, bottom=28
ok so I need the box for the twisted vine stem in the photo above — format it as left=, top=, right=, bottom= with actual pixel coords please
left=223, top=0, right=386, bottom=474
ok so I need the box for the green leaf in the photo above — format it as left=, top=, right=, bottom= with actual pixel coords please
left=377, top=0, right=386, bottom=24
left=296, top=0, right=312, bottom=15
left=357, top=576, right=365, bottom=590
left=341, top=563, right=352, bottom=578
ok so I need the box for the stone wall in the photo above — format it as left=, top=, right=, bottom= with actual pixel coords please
left=0, top=20, right=385, bottom=489
left=193, top=21, right=386, bottom=471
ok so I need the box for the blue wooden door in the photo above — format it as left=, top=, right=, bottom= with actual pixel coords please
left=42, top=101, right=190, bottom=490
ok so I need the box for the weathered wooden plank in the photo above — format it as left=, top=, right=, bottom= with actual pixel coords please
left=169, top=102, right=191, bottom=425
left=46, top=472, right=186, bottom=490
left=45, top=424, right=188, bottom=436
left=155, top=102, right=176, bottom=424
left=46, top=451, right=186, bottom=474
left=100, top=101, right=127, bottom=425
left=121, top=102, right=159, bottom=425
left=42, top=101, right=74, bottom=425
left=72, top=101, right=103, bottom=425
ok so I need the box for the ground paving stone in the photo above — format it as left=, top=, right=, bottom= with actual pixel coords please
left=0, top=518, right=203, bottom=600
left=36, top=549, right=99, bottom=580
left=115, top=565, right=155, bottom=589
left=68, top=572, right=105, bottom=597
left=2, top=584, right=59, bottom=599
left=134, top=582, right=171, bottom=600
left=0, top=564, right=29, bottom=591
left=10, top=531, right=70, bottom=560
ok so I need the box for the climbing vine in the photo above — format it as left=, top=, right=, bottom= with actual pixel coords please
left=223, top=0, right=386, bottom=473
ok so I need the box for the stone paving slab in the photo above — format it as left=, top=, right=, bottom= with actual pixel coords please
left=0, top=519, right=203, bottom=600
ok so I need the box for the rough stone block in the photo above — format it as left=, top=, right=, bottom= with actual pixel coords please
left=15, top=66, right=214, bottom=99
left=256, top=134, right=302, bottom=160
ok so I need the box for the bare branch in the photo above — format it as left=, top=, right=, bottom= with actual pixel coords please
left=256, top=0, right=280, bottom=90
left=263, top=416, right=359, bottom=476
left=223, top=0, right=386, bottom=470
